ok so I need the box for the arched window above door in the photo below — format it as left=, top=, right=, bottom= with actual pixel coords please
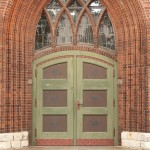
left=35, top=0, right=115, bottom=51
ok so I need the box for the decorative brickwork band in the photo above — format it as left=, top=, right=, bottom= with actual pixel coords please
left=77, top=139, right=114, bottom=146
left=36, top=139, right=73, bottom=146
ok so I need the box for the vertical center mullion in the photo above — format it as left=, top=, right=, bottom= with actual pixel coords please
left=73, top=55, right=77, bottom=145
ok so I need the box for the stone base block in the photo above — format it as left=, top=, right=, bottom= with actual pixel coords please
left=21, top=140, right=29, bottom=147
left=141, top=142, right=150, bottom=150
left=127, top=132, right=139, bottom=140
left=121, top=132, right=128, bottom=139
left=0, top=133, right=13, bottom=142
left=13, top=132, right=23, bottom=141
left=129, top=140, right=141, bottom=149
left=11, top=141, right=21, bottom=149
left=122, top=139, right=130, bottom=147
left=0, top=142, right=11, bottom=149
left=22, top=131, right=28, bottom=140
left=143, top=133, right=150, bottom=142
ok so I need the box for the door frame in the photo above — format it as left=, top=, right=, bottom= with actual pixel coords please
left=32, top=50, right=118, bottom=146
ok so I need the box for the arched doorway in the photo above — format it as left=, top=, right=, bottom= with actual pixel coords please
left=32, top=0, right=118, bottom=146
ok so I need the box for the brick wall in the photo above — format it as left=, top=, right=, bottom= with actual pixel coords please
left=0, top=0, right=149, bottom=145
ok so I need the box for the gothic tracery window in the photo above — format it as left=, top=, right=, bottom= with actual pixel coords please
left=88, top=0, right=104, bottom=24
left=35, top=0, right=115, bottom=51
left=47, top=0, right=61, bottom=22
left=35, top=12, right=51, bottom=50
left=56, top=14, right=73, bottom=44
left=77, top=13, right=93, bottom=44
left=68, top=0, right=82, bottom=23
left=98, top=13, right=115, bottom=50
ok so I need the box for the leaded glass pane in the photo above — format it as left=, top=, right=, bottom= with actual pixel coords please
left=83, top=0, right=89, bottom=3
left=98, top=13, right=115, bottom=50
left=60, top=0, right=67, bottom=3
left=47, top=0, right=61, bottom=22
left=89, top=0, right=104, bottom=24
left=77, top=14, right=93, bottom=44
left=68, top=0, right=82, bottom=23
left=56, top=14, right=73, bottom=45
left=35, top=12, right=51, bottom=50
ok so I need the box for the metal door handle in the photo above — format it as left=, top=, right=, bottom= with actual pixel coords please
left=77, top=100, right=83, bottom=110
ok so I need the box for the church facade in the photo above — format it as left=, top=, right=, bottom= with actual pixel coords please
left=0, top=0, right=150, bottom=147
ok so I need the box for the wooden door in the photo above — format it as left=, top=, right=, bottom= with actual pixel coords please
left=33, top=52, right=116, bottom=146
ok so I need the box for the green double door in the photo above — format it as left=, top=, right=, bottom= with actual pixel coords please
left=33, top=52, right=117, bottom=146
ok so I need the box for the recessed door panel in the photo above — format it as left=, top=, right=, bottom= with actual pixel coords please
left=83, top=63, right=107, bottom=79
left=83, top=90, right=107, bottom=107
left=43, top=115, right=67, bottom=132
left=43, top=63, right=67, bottom=79
left=83, top=115, right=107, bottom=132
left=43, top=90, right=67, bottom=107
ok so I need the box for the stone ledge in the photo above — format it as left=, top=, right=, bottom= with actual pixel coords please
left=121, top=132, right=150, bottom=150
left=0, top=131, right=29, bottom=149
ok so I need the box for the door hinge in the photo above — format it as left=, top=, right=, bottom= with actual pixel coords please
left=113, top=69, right=115, bottom=78
left=35, top=128, right=37, bottom=137
left=35, top=99, right=37, bottom=107
left=35, top=70, right=37, bottom=78
left=114, top=128, right=115, bottom=137
left=113, top=99, right=115, bottom=107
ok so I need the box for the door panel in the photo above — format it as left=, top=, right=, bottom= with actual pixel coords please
left=43, top=63, right=67, bottom=79
left=83, top=90, right=107, bottom=107
left=34, top=54, right=115, bottom=146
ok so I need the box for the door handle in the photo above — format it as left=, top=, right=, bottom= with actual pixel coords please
left=77, top=100, right=83, bottom=110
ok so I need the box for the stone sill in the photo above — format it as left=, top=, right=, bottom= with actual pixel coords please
left=121, top=131, right=150, bottom=150
left=0, top=131, right=29, bottom=149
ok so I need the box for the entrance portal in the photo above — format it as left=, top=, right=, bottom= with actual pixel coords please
left=32, top=51, right=117, bottom=146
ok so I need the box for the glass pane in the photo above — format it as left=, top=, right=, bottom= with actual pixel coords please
left=47, top=0, right=61, bottom=22
left=83, top=115, right=107, bottom=132
left=83, top=63, right=107, bottom=79
left=83, top=90, right=107, bottom=107
left=60, top=0, right=67, bottom=3
left=43, top=63, right=67, bottom=79
left=43, top=115, right=67, bottom=132
left=68, top=0, right=82, bottom=23
left=35, top=12, right=51, bottom=50
left=89, top=0, right=104, bottom=24
left=56, top=14, right=73, bottom=45
left=77, top=14, right=93, bottom=44
left=98, top=13, right=115, bottom=50
left=43, top=90, right=67, bottom=107
left=83, top=0, right=89, bottom=3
